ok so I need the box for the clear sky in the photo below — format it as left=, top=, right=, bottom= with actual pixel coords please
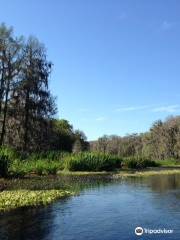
left=1, top=0, right=180, bottom=140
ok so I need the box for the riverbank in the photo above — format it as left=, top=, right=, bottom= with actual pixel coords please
left=58, top=167, right=180, bottom=177
left=113, top=168, right=180, bottom=178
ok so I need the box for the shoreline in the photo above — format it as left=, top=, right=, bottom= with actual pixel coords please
left=1, top=168, right=180, bottom=212
left=58, top=167, right=180, bottom=177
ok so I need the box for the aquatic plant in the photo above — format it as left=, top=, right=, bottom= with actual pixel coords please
left=0, top=190, right=73, bottom=211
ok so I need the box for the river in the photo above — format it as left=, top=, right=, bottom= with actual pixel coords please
left=0, top=174, right=180, bottom=240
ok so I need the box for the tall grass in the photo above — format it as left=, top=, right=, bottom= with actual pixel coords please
left=156, top=159, right=180, bottom=167
left=0, top=146, right=20, bottom=160
left=122, top=156, right=159, bottom=169
left=9, top=159, right=64, bottom=177
left=28, top=151, right=69, bottom=161
left=64, top=152, right=122, bottom=171
left=1, top=146, right=179, bottom=177
left=0, top=148, right=68, bottom=177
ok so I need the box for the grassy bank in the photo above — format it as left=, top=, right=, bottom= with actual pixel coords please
left=156, top=159, right=180, bottom=167
left=1, top=147, right=180, bottom=178
left=114, top=169, right=180, bottom=178
left=0, top=189, right=73, bottom=212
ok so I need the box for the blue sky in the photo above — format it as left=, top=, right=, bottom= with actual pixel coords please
left=1, top=0, right=180, bottom=140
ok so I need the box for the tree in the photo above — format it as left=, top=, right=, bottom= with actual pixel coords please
left=0, top=24, right=56, bottom=152
left=50, top=119, right=74, bottom=152
left=72, top=139, right=82, bottom=153
left=73, top=130, right=89, bottom=151
left=0, top=23, right=23, bottom=146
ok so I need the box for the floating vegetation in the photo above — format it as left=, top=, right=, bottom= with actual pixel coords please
left=0, top=190, right=74, bottom=211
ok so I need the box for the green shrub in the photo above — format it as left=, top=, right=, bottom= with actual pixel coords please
left=28, top=151, right=69, bottom=161
left=123, top=156, right=159, bottom=169
left=8, top=160, right=26, bottom=177
left=64, top=152, right=122, bottom=171
left=156, top=159, right=180, bottom=166
left=0, top=147, right=19, bottom=160
left=0, top=147, right=22, bottom=177
left=9, top=159, right=63, bottom=177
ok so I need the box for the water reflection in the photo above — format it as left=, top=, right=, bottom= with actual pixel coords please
left=0, top=174, right=180, bottom=240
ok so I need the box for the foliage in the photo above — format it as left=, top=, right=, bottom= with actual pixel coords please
left=0, top=146, right=17, bottom=177
left=50, top=119, right=89, bottom=152
left=0, top=190, right=73, bottom=211
left=28, top=151, right=69, bottom=161
left=0, top=147, right=179, bottom=178
left=9, top=159, right=64, bottom=177
left=0, top=146, right=20, bottom=159
left=0, top=23, right=56, bottom=152
left=0, top=24, right=88, bottom=154
left=122, top=156, right=159, bottom=169
left=64, top=152, right=122, bottom=171
left=156, top=159, right=180, bottom=167
left=91, top=116, right=180, bottom=161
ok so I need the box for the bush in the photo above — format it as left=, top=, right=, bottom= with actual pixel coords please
left=123, top=156, right=159, bottom=169
left=156, top=159, right=180, bottom=166
left=0, top=147, right=19, bottom=160
left=9, top=159, right=64, bottom=177
left=8, top=159, right=26, bottom=177
left=0, top=147, right=24, bottom=177
left=64, top=152, right=122, bottom=171
left=28, top=151, right=69, bottom=161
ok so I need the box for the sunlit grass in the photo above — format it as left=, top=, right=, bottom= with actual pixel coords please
left=58, top=170, right=110, bottom=176
left=64, top=152, right=122, bottom=171
left=115, top=169, right=180, bottom=178
left=156, top=159, right=180, bottom=167
left=9, top=159, right=64, bottom=177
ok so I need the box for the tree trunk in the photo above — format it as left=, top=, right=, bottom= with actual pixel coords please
left=0, top=78, right=10, bottom=146
left=23, top=89, right=30, bottom=151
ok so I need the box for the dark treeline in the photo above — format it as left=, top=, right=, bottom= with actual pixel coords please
left=90, top=116, right=180, bottom=160
left=0, top=23, right=88, bottom=154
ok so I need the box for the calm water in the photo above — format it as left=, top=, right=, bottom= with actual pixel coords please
left=0, top=174, right=180, bottom=240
